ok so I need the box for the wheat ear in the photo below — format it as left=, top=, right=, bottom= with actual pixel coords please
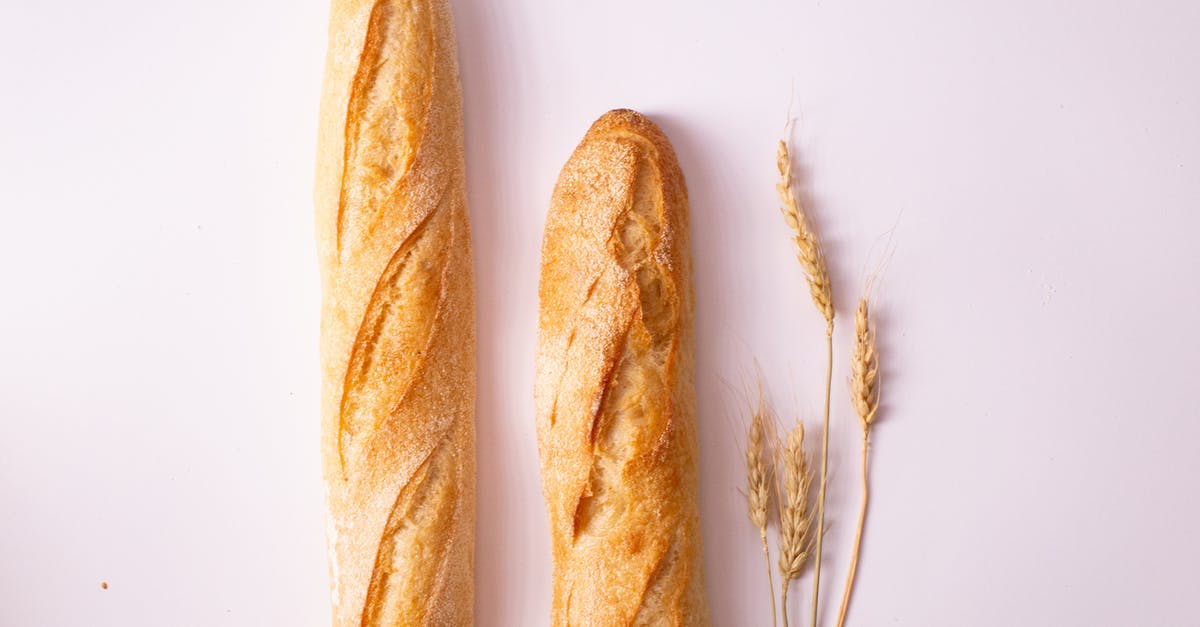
left=776, top=139, right=835, bottom=627
left=745, top=393, right=777, bottom=627
left=836, top=297, right=880, bottom=627
left=776, top=141, right=833, bottom=325
left=777, top=422, right=815, bottom=627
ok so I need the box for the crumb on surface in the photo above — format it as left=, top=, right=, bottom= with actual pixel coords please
left=101, top=582, right=108, bottom=590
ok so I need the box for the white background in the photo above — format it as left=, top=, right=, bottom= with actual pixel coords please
left=2, top=1, right=1198, bottom=625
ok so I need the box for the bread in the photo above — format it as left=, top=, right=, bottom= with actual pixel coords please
left=314, top=0, right=474, bottom=624
left=535, top=109, right=710, bottom=625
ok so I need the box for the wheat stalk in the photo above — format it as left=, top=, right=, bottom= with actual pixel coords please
left=745, top=391, right=777, bottom=627
left=836, top=297, right=880, bottom=627
left=777, top=422, right=815, bottom=627
left=776, top=139, right=835, bottom=627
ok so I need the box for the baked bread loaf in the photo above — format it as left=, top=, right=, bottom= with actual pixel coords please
left=535, top=109, right=709, bottom=625
left=314, top=0, right=474, bottom=624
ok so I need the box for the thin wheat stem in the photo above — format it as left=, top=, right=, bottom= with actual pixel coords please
left=762, top=530, right=778, bottom=627
left=809, top=325, right=833, bottom=627
left=782, top=578, right=791, bottom=627
left=837, top=432, right=869, bottom=627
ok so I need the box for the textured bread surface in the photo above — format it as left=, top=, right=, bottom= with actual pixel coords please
left=315, top=0, right=474, bottom=624
left=536, top=109, right=709, bottom=626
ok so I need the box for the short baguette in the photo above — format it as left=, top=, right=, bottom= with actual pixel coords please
left=535, top=109, right=709, bottom=625
left=314, top=0, right=474, bottom=625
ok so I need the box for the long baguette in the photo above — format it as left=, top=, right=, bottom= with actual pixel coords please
left=314, top=0, right=474, bottom=624
left=535, top=109, right=709, bottom=625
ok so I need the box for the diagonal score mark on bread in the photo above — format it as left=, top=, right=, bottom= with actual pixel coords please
left=633, top=531, right=684, bottom=624
left=336, top=0, right=433, bottom=260
left=334, top=174, right=465, bottom=627
left=316, top=0, right=475, bottom=625
left=360, top=423, right=463, bottom=625
left=337, top=182, right=449, bottom=478
left=536, top=110, right=709, bottom=626
left=572, top=144, right=676, bottom=542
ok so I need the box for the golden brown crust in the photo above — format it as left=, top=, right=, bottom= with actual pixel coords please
left=536, top=109, right=709, bottom=626
left=315, top=0, right=474, bottom=625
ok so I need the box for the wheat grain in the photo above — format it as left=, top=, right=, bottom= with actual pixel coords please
left=776, top=140, right=833, bottom=326
left=777, top=421, right=815, bottom=627
left=849, top=298, right=879, bottom=429
left=745, top=390, right=777, bottom=627
left=778, top=422, right=814, bottom=578
left=746, top=400, right=771, bottom=531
